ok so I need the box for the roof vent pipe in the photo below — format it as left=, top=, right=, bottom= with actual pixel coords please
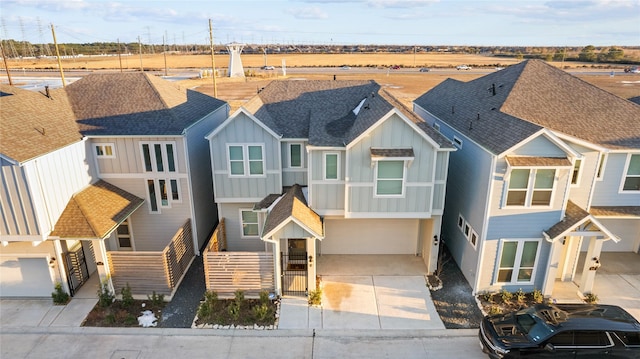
left=469, top=121, right=473, bottom=130
left=477, top=113, right=480, bottom=121
left=451, top=106, right=455, bottom=114
left=492, top=83, right=496, bottom=96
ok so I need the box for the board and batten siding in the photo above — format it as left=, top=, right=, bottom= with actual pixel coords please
left=219, top=203, right=266, bottom=252
left=511, top=135, right=566, bottom=157
left=593, top=153, right=640, bottom=206
left=565, top=142, right=601, bottom=209
left=209, top=113, right=281, bottom=201
left=308, top=149, right=346, bottom=211
left=345, top=114, right=438, bottom=215
left=2, top=141, right=94, bottom=240
left=106, top=177, right=191, bottom=251
left=583, top=218, right=640, bottom=252
left=281, top=141, right=308, bottom=187
left=92, top=137, right=187, bottom=175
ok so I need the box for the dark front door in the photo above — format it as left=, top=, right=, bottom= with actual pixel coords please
left=64, top=243, right=90, bottom=296
left=281, top=239, right=307, bottom=296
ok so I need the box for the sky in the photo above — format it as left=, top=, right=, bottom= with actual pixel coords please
left=1, top=0, right=639, bottom=47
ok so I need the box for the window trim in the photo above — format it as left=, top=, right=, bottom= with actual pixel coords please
left=504, top=168, right=556, bottom=208
left=95, top=143, right=115, bottom=158
left=374, top=159, right=406, bottom=197
left=571, top=158, right=582, bottom=186
left=288, top=143, right=304, bottom=169
left=140, top=141, right=177, bottom=173
left=323, top=151, right=340, bottom=181
left=240, top=209, right=260, bottom=238
left=145, top=178, right=180, bottom=213
left=227, top=144, right=266, bottom=178
left=619, top=153, right=640, bottom=193
left=494, top=238, right=541, bottom=285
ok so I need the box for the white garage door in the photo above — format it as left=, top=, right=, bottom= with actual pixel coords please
left=321, top=218, right=419, bottom=254
left=0, top=256, right=54, bottom=297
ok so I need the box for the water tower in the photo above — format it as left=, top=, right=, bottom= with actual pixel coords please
left=226, top=42, right=245, bottom=77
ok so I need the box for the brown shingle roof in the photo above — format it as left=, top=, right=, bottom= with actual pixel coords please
left=261, top=184, right=323, bottom=238
left=414, top=60, right=640, bottom=153
left=505, top=156, right=572, bottom=167
left=544, top=201, right=591, bottom=239
left=0, top=84, right=81, bottom=163
left=51, top=180, right=144, bottom=239
left=370, top=148, right=415, bottom=158
left=590, top=206, right=640, bottom=218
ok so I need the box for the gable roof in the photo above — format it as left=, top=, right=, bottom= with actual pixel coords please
left=543, top=201, right=620, bottom=242
left=51, top=180, right=144, bottom=239
left=261, top=184, right=323, bottom=239
left=414, top=59, right=640, bottom=154
left=244, top=80, right=452, bottom=148
left=0, top=84, right=81, bottom=163
left=66, top=72, right=226, bottom=136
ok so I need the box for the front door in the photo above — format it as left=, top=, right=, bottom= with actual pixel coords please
left=281, top=239, right=307, bottom=296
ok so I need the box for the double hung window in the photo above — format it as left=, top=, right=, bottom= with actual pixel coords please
left=622, top=154, right=640, bottom=191
left=375, top=160, right=405, bottom=196
left=506, top=169, right=555, bottom=206
left=496, top=239, right=539, bottom=284
left=228, top=145, right=264, bottom=176
left=241, top=210, right=259, bottom=237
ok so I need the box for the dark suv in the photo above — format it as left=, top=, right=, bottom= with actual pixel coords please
left=479, top=303, right=640, bottom=358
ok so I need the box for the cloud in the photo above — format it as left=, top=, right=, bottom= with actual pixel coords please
left=286, top=6, right=329, bottom=19
left=367, top=0, right=438, bottom=8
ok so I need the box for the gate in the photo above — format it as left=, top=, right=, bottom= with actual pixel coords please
left=65, top=244, right=89, bottom=296
left=281, top=252, right=308, bottom=296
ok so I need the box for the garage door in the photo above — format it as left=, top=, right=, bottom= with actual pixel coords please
left=321, top=218, right=419, bottom=254
left=0, top=256, right=54, bottom=297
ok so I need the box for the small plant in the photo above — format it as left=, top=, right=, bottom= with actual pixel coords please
left=584, top=292, right=598, bottom=304
left=147, top=291, right=165, bottom=306
left=228, top=290, right=245, bottom=321
left=104, top=313, right=116, bottom=325
left=259, top=290, right=271, bottom=306
left=252, top=303, right=271, bottom=322
left=499, top=289, right=513, bottom=304
left=515, top=288, right=526, bottom=303
left=532, top=289, right=544, bottom=304
left=308, top=287, right=322, bottom=306
left=121, top=283, right=134, bottom=308
left=488, top=305, right=502, bottom=316
left=480, top=291, right=494, bottom=303
left=97, top=280, right=115, bottom=308
left=51, top=282, right=70, bottom=305
left=198, top=291, right=219, bottom=319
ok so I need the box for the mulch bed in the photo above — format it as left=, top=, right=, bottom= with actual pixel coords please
left=82, top=300, right=165, bottom=327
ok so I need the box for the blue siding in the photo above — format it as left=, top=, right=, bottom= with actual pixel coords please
left=593, top=153, right=640, bottom=206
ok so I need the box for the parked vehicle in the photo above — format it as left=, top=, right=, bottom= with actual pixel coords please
left=419, top=67, right=430, bottom=72
left=391, top=65, right=401, bottom=69
left=479, top=303, right=640, bottom=358
left=456, top=65, right=471, bottom=70
left=261, top=66, right=275, bottom=70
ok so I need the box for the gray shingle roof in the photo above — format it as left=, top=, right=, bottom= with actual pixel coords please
left=414, top=59, right=640, bottom=153
left=66, top=73, right=226, bottom=136
left=544, top=201, right=591, bottom=240
left=247, top=80, right=452, bottom=148
left=261, top=184, right=323, bottom=238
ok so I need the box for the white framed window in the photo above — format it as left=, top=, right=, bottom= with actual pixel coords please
left=146, top=178, right=180, bottom=213
left=505, top=168, right=555, bottom=207
left=95, top=143, right=115, bottom=158
left=141, top=142, right=176, bottom=173
left=457, top=214, right=464, bottom=230
left=596, top=153, right=607, bottom=181
left=116, top=219, right=133, bottom=250
left=621, top=154, right=640, bottom=192
left=288, top=143, right=303, bottom=168
left=470, top=230, right=478, bottom=248
left=240, top=209, right=259, bottom=237
left=453, top=136, right=463, bottom=149
left=375, top=160, right=405, bottom=196
left=571, top=159, right=582, bottom=186
left=323, top=152, right=340, bottom=180
left=495, top=239, right=540, bottom=284
left=464, top=223, right=470, bottom=238
left=228, top=144, right=265, bottom=177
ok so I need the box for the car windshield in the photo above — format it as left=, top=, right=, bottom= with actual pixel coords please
left=516, top=309, right=554, bottom=342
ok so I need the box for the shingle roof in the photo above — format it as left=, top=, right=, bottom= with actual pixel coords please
left=544, top=201, right=591, bottom=240
left=66, top=72, right=227, bottom=136
left=246, top=80, right=452, bottom=148
left=51, top=180, right=144, bottom=239
left=261, top=184, right=323, bottom=239
left=505, top=156, right=572, bottom=167
left=590, top=206, right=640, bottom=218
left=414, top=59, right=640, bottom=153
left=0, top=84, right=81, bottom=163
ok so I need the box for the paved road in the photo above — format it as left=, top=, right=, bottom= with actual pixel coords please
left=1, top=327, right=485, bottom=359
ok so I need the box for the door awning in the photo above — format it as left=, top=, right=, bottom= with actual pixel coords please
left=543, top=201, right=620, bottom=243
left=261, top=184, right=323, bottom=240
left=50, top=180, right=144, bottom=240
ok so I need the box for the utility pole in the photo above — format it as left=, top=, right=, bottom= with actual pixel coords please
left=138, top=36, right=143, bottom=71
left=1, top=41, right=13, bottom=85
left=51, top=23, right=66, bottom=87
left=209, top=19, right=217, bottom=97
left=163, top=34, right=168, bottom=76
left=117, top=38, right=123, bottom=72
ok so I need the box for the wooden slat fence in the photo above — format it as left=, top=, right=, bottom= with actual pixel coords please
left=107, top=219, right=194, bottom=298
left=203, top=219, right=275, bottom=298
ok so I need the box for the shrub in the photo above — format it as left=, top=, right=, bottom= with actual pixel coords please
left=259, top=290, right=271, bottom=306
left=51, top=282, right=70, bottom=305
left=121, top=283, right=134, bottom=307
left=97, top=280, right=115, bottom=308
left=147, top=291, right=165, bottom=306
left=480, top=291, right=494, bottom=303
left=515, top=288, right=526, bottom=303
left=228, top=290, right=245, bottom=321
left=252, top=303, right=271, bottom=322
left=532, top=289, right=544, bottom=304
left=198, top=291, right=218, bottom=319
left=308, top=287, right=322, bottom=306
left=584, top=292, right=598, bottom=304
left=499, top=289, right=513, bottom=303
left=488, top=305, right=502, bottom=315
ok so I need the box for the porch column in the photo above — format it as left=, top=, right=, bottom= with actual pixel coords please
left=542, top=239, right=564, bottom=297
left=307, top=237, right=317, bottom=293
left=93, top=239, right=115, bottom=295
left=578, top=237, right=604, bottom=295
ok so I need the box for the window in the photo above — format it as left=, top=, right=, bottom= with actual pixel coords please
left=141, top=142, right=176, bottom=173
left=241, top=210, right=259, bottom=237
left=470, top=230, right=478, bottom=247
left=622, top=154, right=640, bottom=191
left=228, top=144, right=264, bottom=176
left=596, top=153, right=607, bottom=180
left=289, top=143, right=303, bottom=168
left=571, top=159, right=582, bottom=185
left=375, top=160, right=405, bottom=196
left=146, top=179, right=180, bottom=212
left=506, top=169, right=555, bottom=207
left=116, top=219, right=132, bottom=250
left=457, top=214, right=464, bottom=230
left=464, top=223, right=470, bottom=237
left=95, top=144, right=115, bottom=158
left=496, top=239, right=539, bottom=284
left=324, top=152, right=339, bottom=180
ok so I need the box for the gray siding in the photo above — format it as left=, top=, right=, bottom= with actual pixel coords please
left=219, top=203, right=265, bottom=252
left=281, top=141, right=308, bottom=187
left=1, top=158, right=40, bottom=238
left=309, top=150, right=346, bottom=211
left=210, top=113, right=281, bottom=201
left=592, top=153, right=640, bottom=206
left=566, top=142, right=600, bottom=209
left=93, top=137, right=188, bottom=175
left=512, top=135, right=566, bottom=157
left=345, top=114, right=439, bottom=216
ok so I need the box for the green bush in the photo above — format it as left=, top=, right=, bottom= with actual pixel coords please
left=480, top=291, right=494, bottom=303
left=147, top=291, right=165, bottom=306
left=308, top=287, right=322, bottom=306
left=488, top=305, right=502, bottom=316
left=499, top=289, right=513, bottom=303
left=198, top=291, right=219, bottom=319
left=532, top=289, right=544, bottom=304
left=515, top=288, right=526, bottom=303
left=97, top=280, right=115, bottom=308
left=252, top=303, right=271, bottom=322
left=121, top=283, right=134, bottom=307
left=51, top=282, right=70, bottom=305
left=259, top=290, right=271, bottom=306
left=584, top=292, right=598, bottom=304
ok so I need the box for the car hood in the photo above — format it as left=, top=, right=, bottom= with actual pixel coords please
left=485, top=313, right=535, bottom=347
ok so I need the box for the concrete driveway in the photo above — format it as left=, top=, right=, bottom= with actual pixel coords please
left=278, top=255, right=445, bottom=330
